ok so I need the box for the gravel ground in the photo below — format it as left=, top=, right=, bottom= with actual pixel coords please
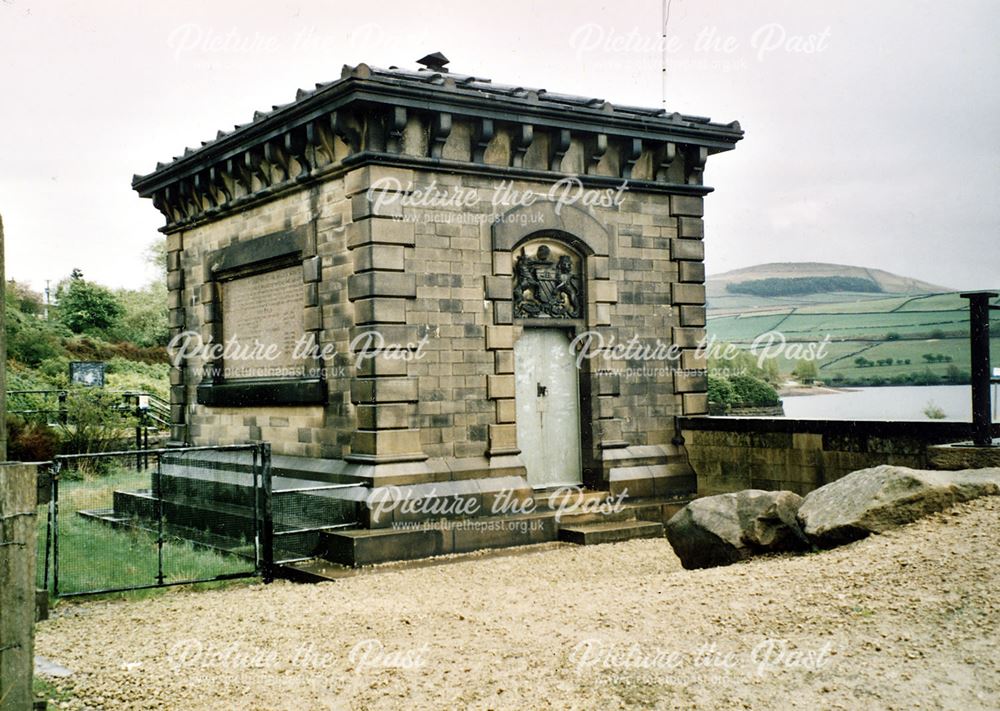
left=36, top=497, right=1000, bottom=710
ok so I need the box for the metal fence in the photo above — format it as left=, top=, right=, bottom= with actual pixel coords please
left=39, top=443, right=271, bottom=597
left=270, top=480, right=364, bottom=566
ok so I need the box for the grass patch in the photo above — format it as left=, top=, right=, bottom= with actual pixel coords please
left=34, top=676, right=75, bottom=708
left=37, top=467, right=256, bottom=598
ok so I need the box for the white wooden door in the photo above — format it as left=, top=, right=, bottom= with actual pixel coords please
left=514, top=329, right=582, bottom=487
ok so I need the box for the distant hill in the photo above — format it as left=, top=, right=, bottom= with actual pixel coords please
left=703, top=263, right=1000, bottom=386
left=707, top=263, right=951, bottom=315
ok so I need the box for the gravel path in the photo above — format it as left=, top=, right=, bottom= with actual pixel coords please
left=36, top=497, right=1000, bottom=710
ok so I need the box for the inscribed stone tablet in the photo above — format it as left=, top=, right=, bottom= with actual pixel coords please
left=222, top=266, right=304, bottom=378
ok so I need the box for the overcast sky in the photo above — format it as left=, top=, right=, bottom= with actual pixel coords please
left=2, top=0, right=998, bottom=293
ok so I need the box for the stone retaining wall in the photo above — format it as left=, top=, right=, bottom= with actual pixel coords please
left=678, top=416, right=1000, bottom=496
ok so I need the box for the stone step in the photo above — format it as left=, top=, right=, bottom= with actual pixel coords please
left=554, top=505, right=638, bottom=527
left=558, top=520, right=664, bottom=545
left=278, top=558, right=356, bottom=583
left=321, top=512, right=559, bottom=567
left=532, top=488, right=614, bottom=511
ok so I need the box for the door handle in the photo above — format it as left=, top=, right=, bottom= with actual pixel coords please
left=537, top=383, right=547, bottom=397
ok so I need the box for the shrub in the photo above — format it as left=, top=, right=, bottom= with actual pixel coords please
left=4, top=307, right=69, bottom=366
left=55, top=389, right=126, bottom=457
left=923, top=402, right=946, bottom=420
left=729, top=374, right=780, bottom=407
left=5, top=415, right=60, bottom=462
left=707, top=375, right=737, bottom=407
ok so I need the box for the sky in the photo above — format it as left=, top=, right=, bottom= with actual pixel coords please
left=2, top=0, right=998, bottom=293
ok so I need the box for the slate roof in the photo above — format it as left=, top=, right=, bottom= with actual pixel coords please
left=135, top=60, right=742, bottom=189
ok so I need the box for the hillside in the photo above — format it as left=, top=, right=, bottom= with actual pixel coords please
left=704, top=263, right=999, bottom=386
left=707, top=262, right=951, bottom=315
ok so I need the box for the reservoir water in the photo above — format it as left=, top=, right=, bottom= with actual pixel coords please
left=780, top=384, right=1000, bottom=422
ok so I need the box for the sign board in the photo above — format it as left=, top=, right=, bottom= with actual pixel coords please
left=69, top=361, right=106, bottom=387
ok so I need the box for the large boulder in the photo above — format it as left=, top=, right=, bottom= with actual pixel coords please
left=665, top=490, right=809, bottom=569
left=798, top=465, right=1000, bottom=548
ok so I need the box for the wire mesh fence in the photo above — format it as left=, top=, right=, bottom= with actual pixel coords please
left=270, top=482, right=365, bottom=565
left=39, top=443, right=269, bottom=597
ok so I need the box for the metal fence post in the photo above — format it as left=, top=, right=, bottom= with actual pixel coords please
left=155, top=453, right=165, bottom=586
left=252, top=445, right=260, bottom=571
left=260, top=443, right=274, bottom=583
left=51, top=460, right=60, bottom=597
left=58, top=390, right=68, bottom=426
left=961, top=291, right=998, bottom=447
left=42, top=464, right=54, bottom=593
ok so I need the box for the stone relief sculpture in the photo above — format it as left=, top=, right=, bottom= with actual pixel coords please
left=513, top=242, right=582, bottom=319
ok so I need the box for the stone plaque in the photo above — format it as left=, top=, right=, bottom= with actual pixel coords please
left=222, top=266, right=304, bottom=379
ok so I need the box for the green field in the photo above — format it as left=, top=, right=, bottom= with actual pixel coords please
left=707, top=291, right=1000, bottom=384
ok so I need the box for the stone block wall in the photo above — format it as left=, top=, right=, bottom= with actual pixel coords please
left=165, top=160, right=710, bottom=488
left=680, top=417, right=990, bottom=496
left=167, top=177, right=356, bottom=458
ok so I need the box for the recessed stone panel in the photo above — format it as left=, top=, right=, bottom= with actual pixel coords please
left=222, top=265, right=305, bottom=378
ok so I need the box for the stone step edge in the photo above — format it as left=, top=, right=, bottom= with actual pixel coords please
left=558, top=520, right=665, bottom=545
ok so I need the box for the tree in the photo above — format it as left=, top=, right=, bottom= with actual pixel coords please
left=5, top=280, right=44, bottom=315
left=109, top=281, right=169, bottom=347
left=56, top=274, right=124, bottom=335
left=792, top=358, right=819, bottom=384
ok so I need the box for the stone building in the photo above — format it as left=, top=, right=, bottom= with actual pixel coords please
left=132, top=56, right=741, bottom=559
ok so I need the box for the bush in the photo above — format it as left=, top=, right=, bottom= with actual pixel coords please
left=729, top=374, right=780, bottom=407
left=923, top=402, right=946, bottom=420
left=5, top=415, right=60, bottom=461
left=707, top=375, right=737, bottom=407
left=4, top=307, right=69, bottom=366
left=105, top=357, right=170, bottom=399
left=55, top=389, right=126, bottom=457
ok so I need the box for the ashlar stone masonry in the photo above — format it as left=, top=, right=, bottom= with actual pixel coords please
left=133, top=57, right=742, bottom=542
